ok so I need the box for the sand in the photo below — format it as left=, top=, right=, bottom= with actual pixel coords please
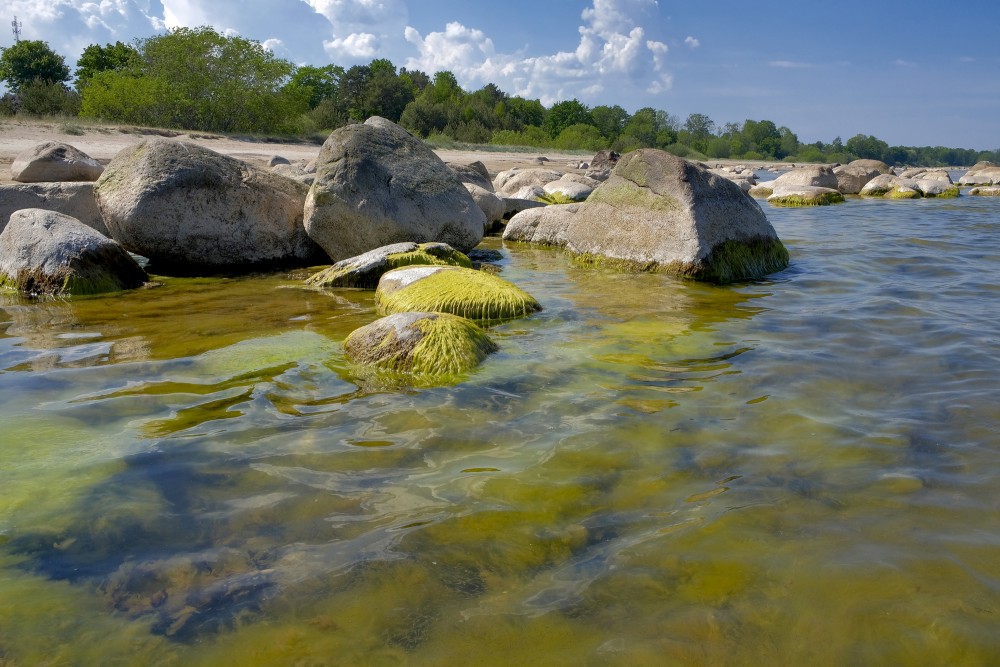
left=0, top=118, right=592, bottom=183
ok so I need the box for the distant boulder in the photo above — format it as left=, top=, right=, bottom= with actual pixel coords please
left=504, top=149, right=788, bottom=283
left=768, top=185, right=845, bottom=206
left=0, top=182, right=107, bottom=236
left=493, top=168, right=563, bottom=197
left=95, top=138, right=324, bottom=273
left=0, top=209, right=147, bottom=296
left=464, top=183, right=506, bottom=230
left=448, top=161, right=494, bottom=192
left=11, top=142, right=104, bottom=183
left=585, top=149, right=620, bottom=181
left=304, top=117, right=485, bottom=261
left=542, top=176, right=595, bottom=201
left=958, top=162, right=1000, bottom=186
left=771, top=165, right=838, bottom=190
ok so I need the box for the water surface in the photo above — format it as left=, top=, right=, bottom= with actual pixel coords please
left=2, top=196, right=999, bottom=665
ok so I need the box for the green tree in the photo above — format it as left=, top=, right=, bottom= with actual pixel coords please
left=778, top=126, right=799, bottom=158
left=287, top=64, right=342, bottom=109
left=742, top=119, right=782, bottom=158
left=681, top=113, right=716, bottom=152
left=0, top=40, right=70, bottom=93
left=846, top=134, right=889, bottom=162
left=544, top=99, right=592, bottom=137
left=553, top=123, right=608, bottom=151
left=74, top=41, right=141, bottom=92
left=590, top=104, right=629, bottom=143
left=619, top=107, right=675, bottom=149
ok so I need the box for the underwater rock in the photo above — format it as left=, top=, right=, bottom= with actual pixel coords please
left=11, top=141, right=104, bottom=183
left=768, top=185, right=845, bottom=206
left=95, top=138, right=325, bottom=273
left=503, top=149, right=789, bottom=284
left=304, top=116, right=485, bottom=261
left=344, top=311, right=498, bottom=375
left=0, top=182, right=108, bottom=236
left=0, top=208, right=147, bottom=295
left=376, top=265, right=541, bottom=324
left=306, top=241, right=472, bottom=289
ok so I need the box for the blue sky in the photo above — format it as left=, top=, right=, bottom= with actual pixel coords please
left=3, top=0, right=999, bottom=150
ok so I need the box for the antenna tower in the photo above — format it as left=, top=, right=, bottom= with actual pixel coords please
left=11, top=16, right=22, bottom=42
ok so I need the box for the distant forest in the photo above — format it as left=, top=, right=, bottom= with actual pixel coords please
left=2, top=27, right=997, bottom=167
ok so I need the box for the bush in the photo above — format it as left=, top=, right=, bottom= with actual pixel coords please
left=14, top=79, right=80, bottom=116
left=553, top=123, right=608, bottom=151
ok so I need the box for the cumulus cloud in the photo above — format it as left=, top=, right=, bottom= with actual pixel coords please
left=684, top=36, right=700, bottom=49
left=404, top=0, right=671, bottom=105
left=302, top=0, right=408, bottom=61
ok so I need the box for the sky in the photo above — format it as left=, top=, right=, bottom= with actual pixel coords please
left=3, top=0, right=999, bottom=150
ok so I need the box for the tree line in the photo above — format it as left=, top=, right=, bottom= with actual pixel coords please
left=2, top=28, right=997, bottom=167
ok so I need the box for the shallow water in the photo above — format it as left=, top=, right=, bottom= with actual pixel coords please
left=2, top=195, right=999, bottom=665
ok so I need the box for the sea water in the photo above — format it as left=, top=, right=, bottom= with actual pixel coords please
left=1, top=195, right=998, bottom=665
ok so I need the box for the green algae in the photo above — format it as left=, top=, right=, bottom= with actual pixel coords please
left=768, top=191, right=845, bottom=207
left=376, top=266, right=541, bottom=324
left=922, top=186, right=960, bottom=198
left=306, top=242, right=472, bottom=289
left=886, top=186, right=921, bottom=200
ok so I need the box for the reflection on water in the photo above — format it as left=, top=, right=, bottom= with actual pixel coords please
left=2, top=197, right=1000, bottom=664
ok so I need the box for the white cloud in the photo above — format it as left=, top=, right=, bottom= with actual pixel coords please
left=769, top=60, right=813, bottom=69
left=684, top=36, right=699, bottom=49
left=325, top=32, right=378, bottom=59
left=893, top=58, right=916, bottom=67
left=404, top=0, right=671, bottom=105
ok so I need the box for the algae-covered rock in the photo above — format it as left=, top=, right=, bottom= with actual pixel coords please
left=306, top=241, right=471, bottom=289
left=859, top=174, right=902, bottom=197
left=376, top=265, right=541, bottom=324
left=747, top=183, right=774, bottom=198
left=503, top=149, right=789, bottom=284
left=914, top=180, right=959, bottom=198
left=344, top=311, right=498, bottom=375
left=0, top=209, right=147, bottom=296
left=767, top=186, right=845, bottom=207
left=969, top=186, right=1000, bottom=196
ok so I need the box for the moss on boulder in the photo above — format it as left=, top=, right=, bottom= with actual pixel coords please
left=767, top=187, right=845, bottom=207
left=306, top=242, right=471, bottom=289
left=344, top=311, right=498, bottom=375
left=376, top=265, right=541, bottom=324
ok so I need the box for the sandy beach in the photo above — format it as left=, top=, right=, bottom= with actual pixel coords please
left=0, top=118, right=592, bottom=183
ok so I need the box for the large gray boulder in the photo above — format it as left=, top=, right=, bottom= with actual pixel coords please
left=11, top=142, right=104, bottom=183
left=0, top=182, right=108, bottom=236
left=958, top=162, right=1000, bottom=186
left=771, top=165, right=838, bottom=190
left=503, top=149, right=789, bottom=283
left=847, top=159, right=892, bottom=174
left=464, top=183, right=505, bottom=228
left=448, top=161, right=494, bottom=192
left=94, top=138, right=324, bottom=273
left=585, top=149, right=621, bottom=181
left=542, top=176, right=595, bottom=201
left=833, top=164, right=882, bottom=194
left=0, top=209, right=147, bottom=295
left=304, top=117, right=485, bottom=262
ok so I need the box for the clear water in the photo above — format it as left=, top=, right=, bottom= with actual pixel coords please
left=2, top=196, right=999, bottom=665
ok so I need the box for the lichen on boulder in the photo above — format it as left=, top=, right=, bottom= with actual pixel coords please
left=503, top=149, right=789, bottom=284
left=306, top=241, right=471, bottom=289
left=344, top=311, right=498, bottom=375
left=376, top=265, right=541, bottom=324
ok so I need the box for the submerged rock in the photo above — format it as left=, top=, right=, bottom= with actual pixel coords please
left=11, top=141, right=104, bottom=183
left=768, top=186, right=845, bottom=206
left=304, top=117, right=485, bottom=262
left=306, top=241, right=471, bottom=289
left=344, top=311, right=498, bottom=375
left=376, top=265, right=541, bottom=324
left=0, top=208, right=147, bottom=295
left=95, top=138, right=324, bottom=273
left=503, top=149, right=789, bottom=284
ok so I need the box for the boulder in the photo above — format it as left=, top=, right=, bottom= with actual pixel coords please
left=268, top=155, right=291, bottom=167
left=494, top=168, right=563, bottom=197
left=859, top=174, right=902, bottom=197
left=510, top=185, right=545, bottom=201
left=11, top=142, right=104, bottom=183
left=305, top=241, right=471, bottom=289
left=0, top=209, right=147, bottom=296
left=833, top=164, right=881, bottom=194
left=542, top=177, right=594, bottom=201
left=502, top=197, right=546, bottom=219
left=503, top=149, right=789, bottom=283
left=847, top=159, right=892, bottom=174
left=344, top=311, right=498, bottom=376
left=271, top=162, right=315, bottom=186
left=464, top=183, right=506, bottom=229
left=771, top=165, right=838, bottom=190
left=969, top=187, right=1000, bottom=196
left=747, top=183, right=774, bottom=198
left=0, top=182, right=108, bottom=236
left=767, top=185, right=845, bottom=206
left=376, top=265, right=542, bottom=324
left=585, top=149, right=620, bottom=181
left=448, top=162, right=494, bottom=192
left=304, top=117, right=485, bottom=262
left=958, top=164, right=1000, bottom=186
left=913, top=179, right=959, bottom=198
left=95, top=138, right=324, bottom=273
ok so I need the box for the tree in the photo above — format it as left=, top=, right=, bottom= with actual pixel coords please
left=778, top=126, right=799, bottom=158
left=0, top=40, right=71, bottom=93
left=80, top=27, right=306, bottom=133
left=846, top=134, right=890, bottom=162
left=590, top=104, right=629, bottom=143
left=620, top=107, right=675, bottom=149
left=682, top=113, right=716, bottom=152
left=742, top=119, right=782, bottom=158
left=287, top=64, right=342, bottom=109
left=544, top=99, right=592, bottom=137
left=74, top=41, right=141, bottom=92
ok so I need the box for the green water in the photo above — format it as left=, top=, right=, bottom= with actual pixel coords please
left=2, top=196, right=999, bottom=665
